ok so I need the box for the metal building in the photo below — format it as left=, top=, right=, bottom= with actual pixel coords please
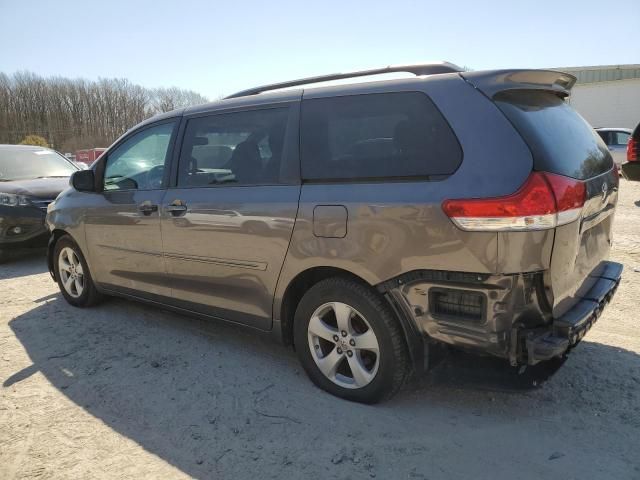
left=560, top=64, right=640, bottom=129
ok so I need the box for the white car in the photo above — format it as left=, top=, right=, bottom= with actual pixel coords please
left=596, top=128, right=632, bottom=169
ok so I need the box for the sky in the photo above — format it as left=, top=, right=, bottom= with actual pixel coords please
left=1, top=0, right=638, bottom=100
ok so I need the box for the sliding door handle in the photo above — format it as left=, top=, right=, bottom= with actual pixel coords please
left=165, top=204, right=187, bottom=212
left=137, top=203, right=158, bottom=215
left=165, top=203, right=188, bottom=215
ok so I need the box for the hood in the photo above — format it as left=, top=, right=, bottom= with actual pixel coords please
left=0, top=177, right=70, bottom=200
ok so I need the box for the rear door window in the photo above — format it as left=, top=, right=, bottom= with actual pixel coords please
left=494, top=91, right=613, bottom=180
left=300, top=92, right=462, bottom=181
left=177, top=108, right=289, bottom=187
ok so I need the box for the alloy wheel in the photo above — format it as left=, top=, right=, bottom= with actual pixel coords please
left=58, top=247, right=84, bottom=298
left=307, top=301, right=380, bottom=389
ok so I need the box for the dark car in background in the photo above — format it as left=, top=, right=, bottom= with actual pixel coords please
left=0, top=144, right=79, bottom=261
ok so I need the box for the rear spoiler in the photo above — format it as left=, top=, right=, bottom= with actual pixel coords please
left=460, top=69, right=577, bottom=98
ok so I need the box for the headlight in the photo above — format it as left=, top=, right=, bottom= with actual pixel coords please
left=47, top=200, right=56, bottom=213
left=0, top=192, right=32, bottom=207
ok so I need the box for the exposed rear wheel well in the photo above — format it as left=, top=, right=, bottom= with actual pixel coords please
left=279, top=267, right=372, bottom=346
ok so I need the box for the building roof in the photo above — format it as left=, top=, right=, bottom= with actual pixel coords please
left=555, top=64, right=640, bottom=85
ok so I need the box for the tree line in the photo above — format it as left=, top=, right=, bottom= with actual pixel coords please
left=0, top=71, right=209, bottom=153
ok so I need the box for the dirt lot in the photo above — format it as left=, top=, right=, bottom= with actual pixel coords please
left=1, top=180, right=639, bottom=480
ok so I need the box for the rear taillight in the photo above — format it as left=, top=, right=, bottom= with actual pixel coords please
left=442, top=172, right=586, bottom=231
left=628, top=137, right=638, bottom=162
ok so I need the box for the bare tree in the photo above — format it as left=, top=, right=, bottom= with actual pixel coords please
left=0, top=72, right=209, bottom=152
left=151, top=87, right=209, bottom=113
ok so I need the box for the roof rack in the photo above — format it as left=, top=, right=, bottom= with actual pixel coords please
left=225, top=62, right=463, bottom=99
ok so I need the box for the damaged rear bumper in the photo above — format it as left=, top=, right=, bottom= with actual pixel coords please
left=522, top=261, right=622, bottom=365
left=380, top=261, right=623, bottom=370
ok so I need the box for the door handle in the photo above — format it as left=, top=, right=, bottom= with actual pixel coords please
left=165, top=203, right=188, bottom=216
left=138, top=203, right=158, bottom=215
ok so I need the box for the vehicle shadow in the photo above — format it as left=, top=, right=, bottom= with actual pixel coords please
left=0, top=249, right=48, bottom=280
left=5, top=296, right=640, bottom=478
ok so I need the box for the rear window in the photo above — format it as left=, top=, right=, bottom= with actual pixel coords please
left=300, top=92, right=462, bottom=181
left=495, top=90, right=612, bottom=180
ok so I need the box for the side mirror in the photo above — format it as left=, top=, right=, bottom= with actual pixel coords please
left=71, top=169, right=96, bottom=192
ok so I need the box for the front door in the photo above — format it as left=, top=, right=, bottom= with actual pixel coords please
left=84, top=119, right=178, bottom=298
left=160, top=105, right=300, bottom=329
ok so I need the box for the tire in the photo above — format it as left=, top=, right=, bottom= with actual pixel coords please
left=53, top=235, right=103, bottom=307
left=293, top=277, right=410, bottom=404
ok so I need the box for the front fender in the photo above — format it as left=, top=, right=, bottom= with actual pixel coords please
left=45, top=189, right=90, bottom=282
left=47, top=234, right=57, bottom=280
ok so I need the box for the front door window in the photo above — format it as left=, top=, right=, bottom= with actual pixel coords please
left=104, top=122, right=176, bottom=191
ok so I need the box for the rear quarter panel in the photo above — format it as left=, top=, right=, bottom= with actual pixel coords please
left=274, top=75, right=535, bottom=320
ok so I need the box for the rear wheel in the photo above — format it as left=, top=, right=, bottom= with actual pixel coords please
left=293, top=277, right=410, bottom=403
left=53, top=235, right=102, bottom=307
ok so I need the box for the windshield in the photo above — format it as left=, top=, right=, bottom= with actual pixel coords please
left=0, top=148, right=78, bottom=181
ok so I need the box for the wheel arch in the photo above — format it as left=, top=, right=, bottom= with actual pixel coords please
left=47, top=229, right=79, bottom=281
left=275, top=265, right=428, bottom=375
left=276, top=266, right=371, bottom=346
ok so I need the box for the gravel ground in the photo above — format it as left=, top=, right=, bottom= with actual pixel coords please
left=1, top=180, right=639, bottom=480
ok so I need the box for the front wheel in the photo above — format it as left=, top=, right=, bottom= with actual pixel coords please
left=53, top=235, right=103, bottom=307
left=293, top=277, right=410, bottom=403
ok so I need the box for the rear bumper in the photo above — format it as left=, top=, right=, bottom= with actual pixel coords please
left=521, top=261, right=622, bottom=365
left=382, top=261, right=623, bottom=370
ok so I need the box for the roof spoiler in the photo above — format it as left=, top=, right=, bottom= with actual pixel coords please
left=460, top=69, right=577, bottom=98
left=225, top=62, right=463, bottom=99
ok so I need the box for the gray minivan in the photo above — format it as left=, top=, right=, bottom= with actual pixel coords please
left=46, top=63, right=622, bottom=403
